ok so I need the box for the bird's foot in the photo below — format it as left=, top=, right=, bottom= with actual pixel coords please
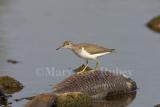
left=77, top=71, right=84, bottom=75
left=77, top=68, right=87, bottom=74
left=77, top=65, right=90, bottom=74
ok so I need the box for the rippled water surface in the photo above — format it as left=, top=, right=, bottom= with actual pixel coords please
left=0, top=0, right=160, bottom=106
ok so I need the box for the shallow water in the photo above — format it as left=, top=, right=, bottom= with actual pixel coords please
left=0, top=0, right=160, bottom=106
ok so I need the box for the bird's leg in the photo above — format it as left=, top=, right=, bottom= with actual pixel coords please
left=80, top=60, right=88, bottom=73
left=95, top=59, right=100, bottom=71
left=86, top=60, right=89, bottom=65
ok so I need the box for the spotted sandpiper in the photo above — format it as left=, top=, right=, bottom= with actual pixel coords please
left=56, top=41, right=115, bottom=73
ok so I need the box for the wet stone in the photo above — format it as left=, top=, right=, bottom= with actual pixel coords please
left=55, top=92, right=92, bottom=107
left=25, top=92, right=92, bottom=107
left=54, top=65, right=137, bottom=99
left=7, top=59, right=21, bottom=64
left=147, top=15, right=160, bottom=33
left=0, top=76, right=23, bottom=94
left=25, top=93, right=57, bottom=107
left=155, top=104, right=160, bottom=107
left=0, top=88, right=8, bottom=106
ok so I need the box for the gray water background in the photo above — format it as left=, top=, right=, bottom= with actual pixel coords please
left=0, top=0, right=160, bottom=106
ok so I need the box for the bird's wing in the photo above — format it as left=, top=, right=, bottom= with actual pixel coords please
left=80, top=43, right=115, bottom=54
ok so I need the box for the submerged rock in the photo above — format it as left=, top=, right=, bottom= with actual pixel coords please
left=0, top=76, right=23, bottom=94
left=147, top=15, right=160, bottom=33
left=7, top=59, right=21, bottom=64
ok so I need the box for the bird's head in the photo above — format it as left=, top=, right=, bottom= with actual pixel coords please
left=56, top=41, right=74, bottom=50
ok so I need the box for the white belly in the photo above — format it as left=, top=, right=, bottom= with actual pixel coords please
left=74, top=48, right=110, bottom=60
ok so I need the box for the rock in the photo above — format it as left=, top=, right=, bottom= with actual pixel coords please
left=0, top=76, right=23, bottom=94
left=54, top=66, right=137, bottom=99
left=25, top=91, right=136, bottom=107
left=155, top=104, right=160, bottom=107
left=7, top=59, right=21, bottom=64
left=25, top=92, right=92, bottom=107
left=25, top=93, right=57, bottom=107
left=0, top=88, right=7, bottom=106
left=55, top=92, right=92, bottom=107
left=147, top=15, right=160, bottom=33
left=25, top=65, right=137, bottom=107
left=0, top=88, right=5, bottom=96
left=0, top=76, right=22, bottom=106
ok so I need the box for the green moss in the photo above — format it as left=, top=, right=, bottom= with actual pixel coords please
left=56, top=92, right=92, bottom=107
left=154, top=16, right=160, bottom=20
left=25, top=93, right=57, bottom=107
left=0, top=76, right=23, bottom=94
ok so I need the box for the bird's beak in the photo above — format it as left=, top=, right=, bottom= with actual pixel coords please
left=56, top=45, right=63, bottom=50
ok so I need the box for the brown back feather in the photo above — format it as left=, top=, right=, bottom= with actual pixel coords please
left=78, top=43, right=115, bottom=54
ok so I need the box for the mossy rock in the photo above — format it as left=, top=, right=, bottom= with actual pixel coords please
left=25, top=92, right=92, bottom=107
left=55, top=92, right=92, bottom=107
left=155, top=104, right=160, bottom=107
left=0, top=76, right=23, bottom=94
left=0, top=89, right=7, bottom=105
left=25, top=93, right=57, bottom=107
left=147, top=16, right=160, bottom=33
left=0, top=97, right=7, bottom=106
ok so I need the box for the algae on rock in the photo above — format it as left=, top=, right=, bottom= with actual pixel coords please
left=0, top=76, right=23, bottom=94
left=55, top=92, right=92, bottom=107
left=147, top=15, right=160, bottom=33
left=25, top=92, right=92, bottom=107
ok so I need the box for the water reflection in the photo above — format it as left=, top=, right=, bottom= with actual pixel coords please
left=93, top=92, right=137, bottom=107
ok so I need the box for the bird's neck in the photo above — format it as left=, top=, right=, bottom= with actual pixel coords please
left=71, top=43, right=81, bottom=51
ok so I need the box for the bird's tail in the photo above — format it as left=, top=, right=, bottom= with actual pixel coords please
left=111, top=49, right=115, bottom=52
left=111, top=49, right=118, bottom=54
